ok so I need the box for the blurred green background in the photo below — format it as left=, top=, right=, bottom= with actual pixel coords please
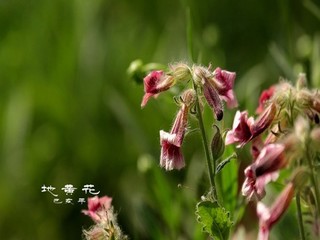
left=0, top=0, right=319, bottom=239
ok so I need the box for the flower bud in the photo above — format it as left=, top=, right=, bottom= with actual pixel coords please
left=170, top=63, right=191, bottom=82
left=192, top=65, right=212, bottom=85
left=180, top=89, right=196, bottom=108
left=211, top=125, right=225, bottom=160
left=127, top=59, right=144, bottom=84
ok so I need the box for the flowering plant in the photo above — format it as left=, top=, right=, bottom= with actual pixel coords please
left=126, top=58, right=320, bottom=240
left=74, top=8, right=320, bottom=234
left=82, top=58, right=320, bottom=239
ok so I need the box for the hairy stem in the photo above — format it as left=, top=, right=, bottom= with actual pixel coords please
left=194, top=85, right=217, bottom=200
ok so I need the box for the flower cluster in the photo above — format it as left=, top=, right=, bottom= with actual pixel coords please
left=82, top=196, right=127, bottom=240
left=226, top=74, right=320, bottom=239
left=141, top=63, right=238, bottom=170
left=138, top=58, right=320, bottom=239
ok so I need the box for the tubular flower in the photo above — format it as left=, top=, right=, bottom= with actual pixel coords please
left=160, top=90, right=195, bottom=170
left=226, top=103, right=277, bottom=148
left=257, top=183, right=294, bottom=240
left=203, top=81, right=224, bottom=120
left=251, top=103, right=277, bottom=137
left=225, top=110, right=254, bottom=147
left=192, top=65, right=238, bottom=120
left=257, top=169, right=308, bottom=240
left=242, top=169, right=279, bottom=201
left=82, top=196, right=112, bottom=223
left=141, top=70, right=175, bottom=107
left=242, top=144, right=286, bottom=201
left=213, top=67, right=238, bottom=108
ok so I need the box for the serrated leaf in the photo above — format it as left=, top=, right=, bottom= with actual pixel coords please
left=196, top=201, right=233, bottom=240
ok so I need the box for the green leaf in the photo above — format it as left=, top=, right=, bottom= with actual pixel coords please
left=216, top=153, right=237, bottom=174
left=196, top=200, right=233, bottom=240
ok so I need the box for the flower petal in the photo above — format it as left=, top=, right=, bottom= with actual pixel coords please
left=160, top=140, right=185, bottom=170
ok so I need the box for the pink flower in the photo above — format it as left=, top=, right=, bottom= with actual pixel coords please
left=160, top=136, right=185, bottom=170
left=253, top=143, right=286, bottom=176
left=82, top=196, right=112, bottom=223
left=203, top=81, right=223, bottom=120
left=257, top=183, right=294, bottom=240
left=251, top=103, right=277, bottom=138
left=192, top=66, right=238, bottom=120
left=225, top=111, right=254, bottom=147
left=256, top=86, right=275, bottom=114
left=242, top=144, right=286, bottom=201
left=256, top=169, right=308, bottom=240
left=213, top=67, right=238, bottom=108
left=242, top=168, right=279, bottom=201
left=159, top=90, right=195, bottom=170
left=226, top=103, right=277, bottom=148
left=141, top=70, right=175, bottom=107
left=160, top=104, right=188, bottom=170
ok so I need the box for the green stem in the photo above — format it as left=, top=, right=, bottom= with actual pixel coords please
left=295, top=192, right=306, bottom=240
left=216, top=163, right=223, bottom=204
left=306, top=146, right=320, bottom=217
left=193, top=85, right=217, bottom=200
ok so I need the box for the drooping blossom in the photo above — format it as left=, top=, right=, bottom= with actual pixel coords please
left=256, top=86, right=275, bottom=114
left=257, top=169, right=308, bottom=240
left=257, top=183, right=294, bottom=240
left=226, top=103, right=277, bottom=148
left=203, top=81, right=224, bottom=120
left=213, top=67, right=238, bottom=108
left=82, top=196, right=112, bottom=223
left=141, top=70, right=175, bottom=107
left=192, top=65, right=237, bottom=120
left=242, top=143, right=286, bottom=201
left=225, top=110, right=254, bottom=147
left=160, top=89, right=195, bottom=170
left=251, top=103, right=277, bottom=137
